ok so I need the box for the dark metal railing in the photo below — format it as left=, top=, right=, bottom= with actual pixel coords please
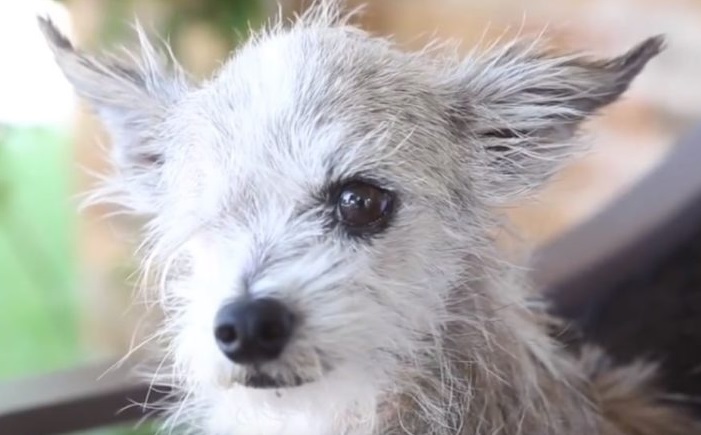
left=0, top=360, right=168, bottom=434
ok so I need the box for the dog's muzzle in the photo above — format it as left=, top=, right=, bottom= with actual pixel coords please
left=214, top=297, right=295, bottom=367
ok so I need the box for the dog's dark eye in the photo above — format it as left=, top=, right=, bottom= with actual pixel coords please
left=336, top=182, right=394, bottom=232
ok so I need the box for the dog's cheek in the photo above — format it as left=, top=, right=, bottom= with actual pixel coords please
left=294, top=287, right=401, bottom=372
left=368, top=211, right=464, bottom=327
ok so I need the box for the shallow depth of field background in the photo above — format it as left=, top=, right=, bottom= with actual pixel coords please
left=0, top=0, right=699, bottom=433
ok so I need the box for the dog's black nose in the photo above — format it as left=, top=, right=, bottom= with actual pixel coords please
left=214, top=297, right=295, bottom=365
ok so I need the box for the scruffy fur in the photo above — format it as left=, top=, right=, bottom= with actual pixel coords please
left=41, top=2, right=700, bottom=434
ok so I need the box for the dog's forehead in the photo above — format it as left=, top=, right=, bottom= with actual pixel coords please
left=194, top=27, right=426, bottom=143
left=168, top=27, right=444, bottom=209
left=212, top=26, right=406, bottom=109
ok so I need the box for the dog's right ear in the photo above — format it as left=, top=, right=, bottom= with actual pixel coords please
left=444, top=36, right=664, bottom=205
left=39, top=17, right=189, bottom=213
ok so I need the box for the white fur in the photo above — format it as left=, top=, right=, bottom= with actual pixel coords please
left=40, top=1, right=665, bottom=434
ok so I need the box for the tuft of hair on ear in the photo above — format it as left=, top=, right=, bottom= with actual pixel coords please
left=447, top=35, right=665, bottom=204
left=38, top=17, right=190, bottom=215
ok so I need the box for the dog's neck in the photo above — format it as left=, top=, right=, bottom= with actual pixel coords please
left=374, top=267, right=602, bottom=435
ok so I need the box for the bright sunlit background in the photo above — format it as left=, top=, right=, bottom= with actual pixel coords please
left=0, top=0, right=699, bottom=434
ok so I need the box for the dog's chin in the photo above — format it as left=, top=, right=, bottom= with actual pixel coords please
left=242, top=371, right=314, bottom=389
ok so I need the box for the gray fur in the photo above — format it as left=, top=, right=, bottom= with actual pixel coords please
left=40, top=2, right=686, bottom=434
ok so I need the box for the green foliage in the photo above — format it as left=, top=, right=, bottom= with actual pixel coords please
left=72, top=421, right=163, bottom=435
left=0, top=127, right=80, bottom=379
left=165, top=0, right=265, bottom=46
left=68, top=0, right=265, bottom=51
left=0, top=126, right=157, bottom=434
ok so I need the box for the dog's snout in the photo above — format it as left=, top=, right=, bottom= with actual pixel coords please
left=214, top=297, right=295, bottom=365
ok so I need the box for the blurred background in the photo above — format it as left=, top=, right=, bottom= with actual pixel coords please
left=0, top=0, right=699, bottom=433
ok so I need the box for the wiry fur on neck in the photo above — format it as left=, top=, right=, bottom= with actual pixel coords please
left=377, top=260, right=601, bottom=434
left=40, top=1, right=700, bottom=434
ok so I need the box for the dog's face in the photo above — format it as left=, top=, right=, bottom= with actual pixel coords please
left=41, top=3, right=661, bottom=422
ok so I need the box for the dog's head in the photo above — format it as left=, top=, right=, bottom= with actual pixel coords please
left=41, top=1, right=662, bottom=422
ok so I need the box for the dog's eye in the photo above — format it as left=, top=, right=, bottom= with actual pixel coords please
left=336, top=182, right=394, bottom=232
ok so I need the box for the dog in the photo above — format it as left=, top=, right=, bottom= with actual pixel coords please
left=40, top=1, right=701, bottom=434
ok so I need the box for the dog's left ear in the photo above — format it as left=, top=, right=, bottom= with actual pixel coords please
left=38, top=17, right=190, bottom=214
left=448, top=36, right=665, bottom=203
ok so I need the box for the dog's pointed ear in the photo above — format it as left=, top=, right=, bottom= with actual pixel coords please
left=448, top=36, right=665, bottom=203
left=39, top=17, right=190, bottom=213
